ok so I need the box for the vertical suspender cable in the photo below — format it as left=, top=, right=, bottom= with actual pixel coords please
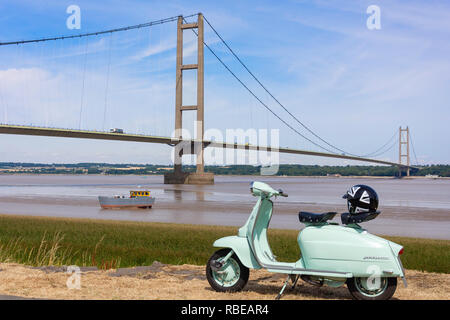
left=78, top=36, right=89, bottom=130
left=102, top=32, right=113, bottom=131
left=409, top=131, right=420, bottom=165
left=0, top=84, right=7, bottom=124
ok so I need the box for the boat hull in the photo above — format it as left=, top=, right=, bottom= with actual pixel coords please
left=98, top=196, right=155, bottom=209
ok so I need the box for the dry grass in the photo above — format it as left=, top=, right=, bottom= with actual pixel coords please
left=0, top=231, right=114, bottom=268
left=0, top=263, right=448, bottom=300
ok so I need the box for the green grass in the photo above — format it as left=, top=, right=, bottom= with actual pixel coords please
left=0, top=214, right=448, bottom=273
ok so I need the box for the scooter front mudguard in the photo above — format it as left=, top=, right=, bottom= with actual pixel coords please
left=213, top=236, right=261, bottom=269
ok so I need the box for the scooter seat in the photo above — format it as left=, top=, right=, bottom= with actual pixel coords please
left=298, top=211, right=337, bottom=223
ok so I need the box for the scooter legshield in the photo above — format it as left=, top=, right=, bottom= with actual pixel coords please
left=213, top=236, right=261, bottom=269
left=298, top=224, right=404, bottom=278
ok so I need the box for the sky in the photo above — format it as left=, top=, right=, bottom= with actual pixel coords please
left=0, top=0, right=449, bottom=166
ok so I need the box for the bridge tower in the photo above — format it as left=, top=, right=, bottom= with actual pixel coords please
left=398, top=126, right=410, bottom=177
left=164, top=13, right=214, bottom=184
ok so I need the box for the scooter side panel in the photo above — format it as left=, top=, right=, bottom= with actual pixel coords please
left=213, top=236, right=261, bottom=269
left=299, top=225, right=403, bottom=277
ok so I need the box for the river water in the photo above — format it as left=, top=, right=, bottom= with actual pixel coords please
left=0, top=175, right=448, bottom=239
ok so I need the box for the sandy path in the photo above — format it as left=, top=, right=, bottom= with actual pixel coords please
left=0, top=262, right=448, bottom=300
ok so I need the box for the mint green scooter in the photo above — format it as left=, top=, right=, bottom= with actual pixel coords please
left=206, top=181, right=407, bottom=300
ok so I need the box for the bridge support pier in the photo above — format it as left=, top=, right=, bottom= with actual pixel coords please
left=164, top=13, right=214, bottom=185
left=164, top=171, right=214, bottom=185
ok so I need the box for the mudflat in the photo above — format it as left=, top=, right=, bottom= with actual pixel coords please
left=0, top=175, right=449, bottom=239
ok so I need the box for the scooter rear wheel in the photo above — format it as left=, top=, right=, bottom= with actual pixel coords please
left=347, top=276, right=397, bottom=300
left=206, top=248, right=249, bottom=292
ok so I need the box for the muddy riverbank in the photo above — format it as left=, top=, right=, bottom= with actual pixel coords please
left=0, top=175, right=448, bottom=239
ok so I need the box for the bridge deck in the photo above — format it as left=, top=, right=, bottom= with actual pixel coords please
left=0, top=124, right=416, bottom=169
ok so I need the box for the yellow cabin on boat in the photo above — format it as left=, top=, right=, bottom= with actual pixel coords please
left=130, top=191, right=151, bottom=197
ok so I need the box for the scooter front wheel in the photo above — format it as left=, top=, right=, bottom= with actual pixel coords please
left=206, top=248, right=249, bottom=292
left=347, top=276, right=397, bottom=300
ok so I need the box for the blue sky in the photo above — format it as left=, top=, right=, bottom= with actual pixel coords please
left=0, top=0, right=449, bottom=165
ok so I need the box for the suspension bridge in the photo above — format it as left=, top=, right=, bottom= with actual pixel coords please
left=0, top=13, right=418, bottom=184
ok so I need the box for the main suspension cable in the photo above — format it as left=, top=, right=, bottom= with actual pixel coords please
left=0, top=14, right=197, bottom=46
left=366, top=138, right=398, bottom=158
left=202, top=15, right=398, bottom=159
left=183, top=17, right=337, bottom=154
left=359, top=130, right=398, bottom=158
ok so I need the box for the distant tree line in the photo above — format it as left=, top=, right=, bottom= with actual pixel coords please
left=0, top=163, right=449, bottom=177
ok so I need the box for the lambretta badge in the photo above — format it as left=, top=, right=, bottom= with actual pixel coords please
left=364, top=256, right=389, bottom=260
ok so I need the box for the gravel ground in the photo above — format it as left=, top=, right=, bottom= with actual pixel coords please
left=0, top=262, right=448, bottom=300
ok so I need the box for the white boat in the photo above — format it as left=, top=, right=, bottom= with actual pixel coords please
left=98, top=190, right=155, bottom=209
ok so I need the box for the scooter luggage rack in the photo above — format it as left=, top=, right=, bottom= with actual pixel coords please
left=341, top=211, right=380, bottom=225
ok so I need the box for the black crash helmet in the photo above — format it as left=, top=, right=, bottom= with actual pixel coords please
left=343, top=185, right=379, bottom=214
